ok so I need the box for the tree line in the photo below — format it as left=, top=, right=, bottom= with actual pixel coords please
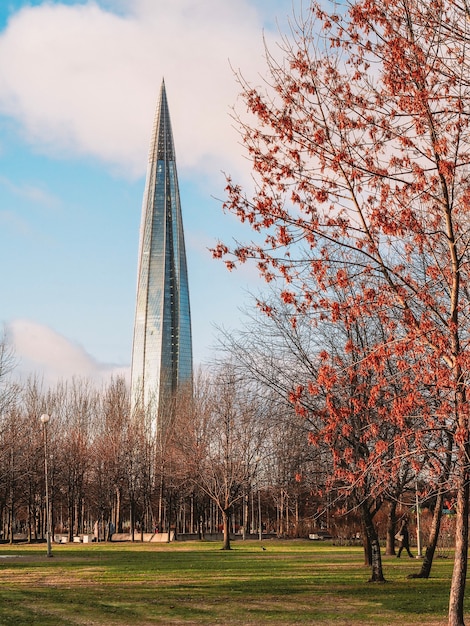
left=0, top=326, right=430, bottom=558
left=0, top=328, right=453, bottom=562
left=0, top=349, right=328, bottom=548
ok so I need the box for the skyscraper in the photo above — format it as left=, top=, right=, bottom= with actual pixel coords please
left=131, top=80, right=193, bottom=427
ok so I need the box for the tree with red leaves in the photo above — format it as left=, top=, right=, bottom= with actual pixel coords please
left=220, top=291, right=437, bottom=580
left=215, top=2, right=470, bottom=623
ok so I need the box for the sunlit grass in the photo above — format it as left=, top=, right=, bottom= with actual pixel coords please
left=0, top=540, right=458, bottom=624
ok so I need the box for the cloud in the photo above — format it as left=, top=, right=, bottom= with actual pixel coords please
left=7, top=319, right=129, bottom=387
left=0, top=175, right=60, bottom=208
left=0, top=0, right=276, bottom=180
left=0, top=0, right=294, bottom=387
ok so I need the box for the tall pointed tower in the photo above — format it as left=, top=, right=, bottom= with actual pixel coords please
left=131, top=80, right=193, bottom=428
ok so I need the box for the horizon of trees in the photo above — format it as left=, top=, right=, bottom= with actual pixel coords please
left=0, top=326, right=436, bottom=552
left=0, top=330, right=455, bottom=560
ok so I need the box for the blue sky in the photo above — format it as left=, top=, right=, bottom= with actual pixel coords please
left=0, top=0, right=294, bottom=385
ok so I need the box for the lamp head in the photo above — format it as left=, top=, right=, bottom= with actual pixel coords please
left=40, top=414, right=50, bottom=425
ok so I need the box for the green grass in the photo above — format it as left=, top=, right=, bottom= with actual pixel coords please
left=0, top=539, right=458, bottom=625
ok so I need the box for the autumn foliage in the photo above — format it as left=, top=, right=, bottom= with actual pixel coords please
left=215, top=1, right=470, bottom=622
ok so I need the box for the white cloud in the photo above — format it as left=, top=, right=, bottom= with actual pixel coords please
left=0, top=0, right=294, bottom=386
left=8, top=319, right=129, bottom=387
left=0, top=0, right=276, bottom=180
left=0, top=174, right=60, bottom=208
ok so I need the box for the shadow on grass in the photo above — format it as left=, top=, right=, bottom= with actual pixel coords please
left=0, top=542, right=460, bottom=625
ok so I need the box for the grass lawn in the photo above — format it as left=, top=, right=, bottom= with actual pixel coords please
left=0, top=539, right=460, bottom=625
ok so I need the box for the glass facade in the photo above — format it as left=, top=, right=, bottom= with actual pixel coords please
left=131, top=80, right=193, bottom=425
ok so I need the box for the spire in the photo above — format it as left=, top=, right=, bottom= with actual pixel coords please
left=150, top=78, right=175, bottom=163
left=131, top=80, right=193, bottom=429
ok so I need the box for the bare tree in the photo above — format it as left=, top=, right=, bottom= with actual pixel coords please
left=0, top=329, right=18, bottom=415
left=179, top=366, right=269, bottom=549
left=89, top=376, right=130, bottom=539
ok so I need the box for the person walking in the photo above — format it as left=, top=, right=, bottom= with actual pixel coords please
left=396, top=520, right=413, bottom=558
left=93, top=520, right=99, bottom=543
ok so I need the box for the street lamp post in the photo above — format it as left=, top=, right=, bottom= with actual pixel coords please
left=254, top=456, right=262, bottom=542
left=40, top=413, right=53, bottom=557
left=258, top=486, right=262, bottom=541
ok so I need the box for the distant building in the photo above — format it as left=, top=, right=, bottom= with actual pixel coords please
left=130, top=80, right=193, bottom=433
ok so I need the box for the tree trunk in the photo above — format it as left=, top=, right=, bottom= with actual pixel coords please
left=115, top=487, right=122, bottom=533
left=362, top=520, right=372, bottom=566
left=166, top=494, right=172, bottom=543
left=361, top=501, right=385, bottom=583
left=130, top=500, right=135, bottom=542
left=68, top=501, right=74, bottom=542
left=448, top=445, right=469, bottom=626
left=221, top=509, right=231, bottom=550
left=385, top=500, right=398, bottom=556
left=27, top=502, right=33, bottom=543
left=8, top=504, right=13, bottom=544
left=158, top=467, right=164, bottom=531
left=409, top=489, right=445, bottom=579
